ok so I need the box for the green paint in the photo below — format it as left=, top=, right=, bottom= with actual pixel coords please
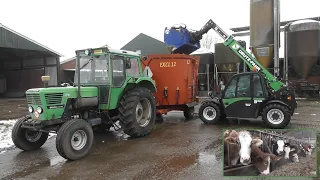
left=224, top=37, right=284, bottom=92
left=222, top=97, right=251, bottom=107
left=26, top=87, right=98, bottom=121
left=25, top=47, right=156, bottom=121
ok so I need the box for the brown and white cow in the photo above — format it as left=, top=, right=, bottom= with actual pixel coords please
left=299, top=143, right=315, bottom=156
left=224, top=130, right=263, bottom=166
left=251, top=144, right=282, bottom=175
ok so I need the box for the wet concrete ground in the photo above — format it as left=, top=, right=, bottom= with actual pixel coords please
left=0, top=98, right=27, bottom=120
left=0, top=100, right=320, bottom=180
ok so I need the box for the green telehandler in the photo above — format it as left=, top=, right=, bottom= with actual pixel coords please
left=12, top=47, right=157, bottom=160
left=164, top=20, right=298, bottom=128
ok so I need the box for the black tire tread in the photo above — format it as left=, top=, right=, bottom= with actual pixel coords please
left=11, top=115, right=49, bottom=151
left=198, top=101, right=221, bottom=124
left=184, top=107, right=195, bottom=120
left=262, top=103, right=291, bottom=129
left=118, top=87, right=156, bottom=137
left=56, top=119, right=77, bottom=159
left=56, top=119, right=94, bottom=160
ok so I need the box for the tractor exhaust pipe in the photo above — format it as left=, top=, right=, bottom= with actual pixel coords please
left=41, top=76, right=50, bottom=88
left=76, top=53, right=81, bottom=98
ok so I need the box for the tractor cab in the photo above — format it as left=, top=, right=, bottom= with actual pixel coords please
left=74, top=48, right=137, bottom=87
left=74, top=47, right=150, bottom=110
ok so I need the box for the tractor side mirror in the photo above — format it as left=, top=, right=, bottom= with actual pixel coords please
left=143, top=66, right=153, bottom=78
left=124, top=58, right=131, bottom=69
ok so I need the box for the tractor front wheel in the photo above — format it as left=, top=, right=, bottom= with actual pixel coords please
left=199, top=102, right=221, bottom=124
left=119, top=87, right=156, bottom=137
left=12, top=116, right=49, bottom=151
left=56, top=119, right=94, bottom=160
left=262, top=104, right=291, bottom=129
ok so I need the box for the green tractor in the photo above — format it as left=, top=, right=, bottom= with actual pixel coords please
left=12, top=47, right=157, bottom=160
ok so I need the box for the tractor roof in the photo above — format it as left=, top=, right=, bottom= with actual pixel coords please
left=109, top=48, right=141, bottom=56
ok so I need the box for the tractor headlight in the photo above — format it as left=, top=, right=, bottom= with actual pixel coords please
left=36, top=106, right=43, bottom=114
left=84, top=49, right=90, bottom=55
left=28, top=106, right=34, bottom=113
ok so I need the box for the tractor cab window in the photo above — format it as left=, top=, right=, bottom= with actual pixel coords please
left=253, top=74, right=264, bottom=97
left=75, top=55, right=109, bottom=84
left=224, top=78, right=237, bottom=99
left=126, top=58, right=140, bottom=77
left=236, top=75, right=251, bottom=97
left=111, top=55, right=126, bottom=87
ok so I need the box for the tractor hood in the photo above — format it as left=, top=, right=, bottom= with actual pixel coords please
left=25, top=86, right=98, bottom=121
left=26, top=86, right=98, bottom=98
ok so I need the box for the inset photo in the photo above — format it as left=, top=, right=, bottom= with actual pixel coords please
left=223, top=129, right=318, bottom=177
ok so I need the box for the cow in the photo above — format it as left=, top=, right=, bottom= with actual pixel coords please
left=224, top=135, right=240, bottom=166
left=271, top=138, right=285, bottom=156
left=284, top=142, right=299, bottom=162
left=224, top=130, right=262, bottom=166
left=224, top=130, right=238, bottom=139
left=299, top=143, right=315, bottom=157
left=251, top=143, right=282, bottom=175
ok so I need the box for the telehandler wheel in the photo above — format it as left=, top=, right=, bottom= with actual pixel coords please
left=199, top=102, right=221, bottom=124
left=262, top=104, right=291, bottom=129
left=184, top=106, right=195, bottom=120
left=12, top=116, right=49, bottom=151
left=56, top=119, right=94, bottom=160
left=119, top=87, right=156, bottom=137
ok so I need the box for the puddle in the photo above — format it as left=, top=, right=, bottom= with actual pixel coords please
left=50, top=156, right=66, bottom=166
left=197, top=152, right=218, bottom=165
left=165, top=155, right=197, bottom=171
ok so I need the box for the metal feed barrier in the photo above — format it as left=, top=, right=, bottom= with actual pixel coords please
left=224, top=130, right=315, bottom=172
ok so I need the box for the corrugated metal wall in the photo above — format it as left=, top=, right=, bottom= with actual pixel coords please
left=0, top=56, right=59, bottom=97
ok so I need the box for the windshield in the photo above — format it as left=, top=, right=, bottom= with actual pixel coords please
left=74, top=55, right=109, bottom=84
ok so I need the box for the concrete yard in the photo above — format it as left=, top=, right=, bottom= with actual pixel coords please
left=0, top=99, right=319, bottom=180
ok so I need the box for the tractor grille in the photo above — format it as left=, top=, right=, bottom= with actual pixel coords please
left=44, top=93, right=63, bottom=105
left=26, top=94, right=42, bottom=105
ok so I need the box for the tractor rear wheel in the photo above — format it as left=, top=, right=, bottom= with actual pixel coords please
left=118, top=87, right=156, bottom=137
left=56, top=119, right=94, bottom=160
left=199, top=102, right=221, bottom=124
left=262, top=104, right=290, bottom=129
left=12, top=116, right=49, bottom=151
left=184, top=106, right=195, bottom=120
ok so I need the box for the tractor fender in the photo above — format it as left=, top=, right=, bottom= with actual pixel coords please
left=264, top=100, right=290, bottom=110
left=201, top=98, right=221, bottom=106
left=135, top=78, right=157, bottom=93
left=115, top=79, right=156, bottom=109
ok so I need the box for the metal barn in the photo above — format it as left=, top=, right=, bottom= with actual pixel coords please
left=0, top=23, right=62, bottom=98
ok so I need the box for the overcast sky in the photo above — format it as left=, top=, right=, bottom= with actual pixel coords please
left=1, top=0, right=319, bottom=60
